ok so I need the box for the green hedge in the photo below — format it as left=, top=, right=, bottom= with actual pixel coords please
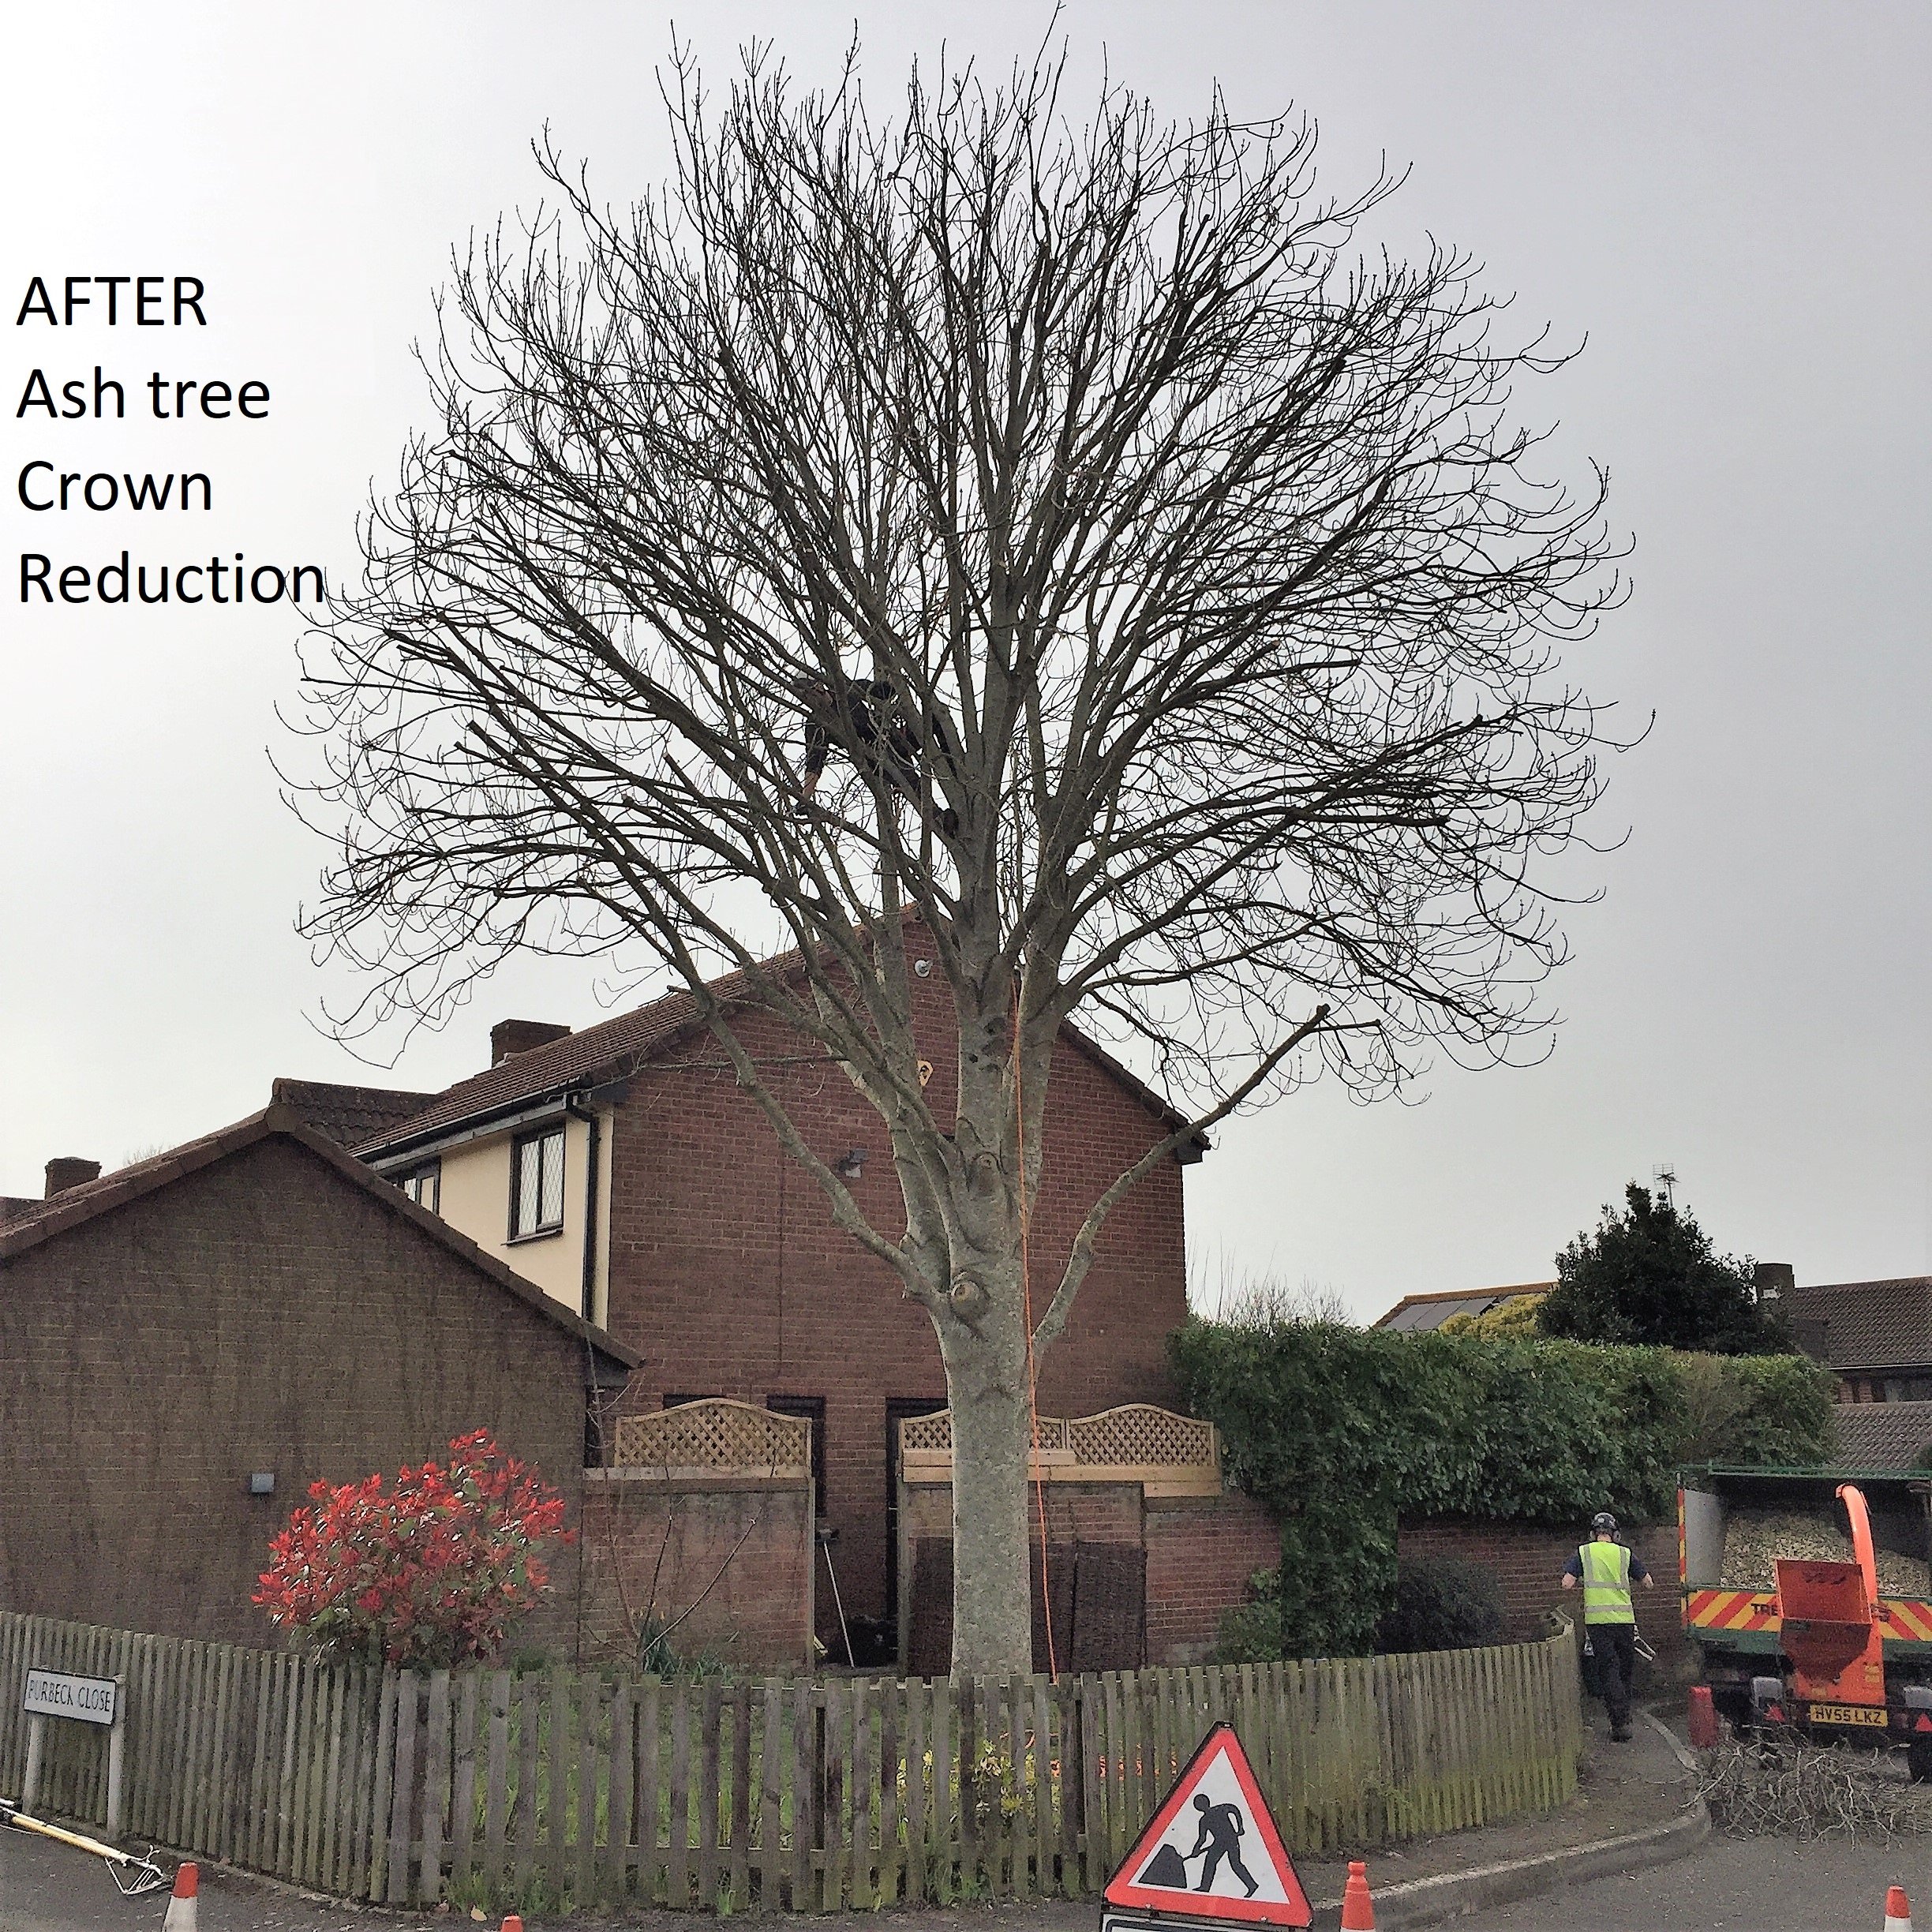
left=1169, top=1320, right=1835, bottom=1661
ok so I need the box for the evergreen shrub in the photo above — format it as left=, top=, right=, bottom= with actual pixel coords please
left=1373, top=1559, right=1505, bottom=1655
left=1171, top=1320, right=1833, bottom=1662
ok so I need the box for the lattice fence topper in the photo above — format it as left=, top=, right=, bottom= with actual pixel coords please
left=899, top=1403, right=1217, bottom=1473
left=611, top=1398, right=811, bottom=1475
left=1067, top=1403, right=1217, bottom=1470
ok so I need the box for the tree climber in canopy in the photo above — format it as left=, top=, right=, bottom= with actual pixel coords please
left=795, top=673, right=960, bottom=835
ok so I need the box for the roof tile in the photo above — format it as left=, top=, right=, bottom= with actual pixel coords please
left=1787, top=1279, right=1932, bottom=1371
left=1833, top=1400, right=1932, bottom=1470
left=0, top=1106, right=637, bottom=1373
left=356, top=934, right=1200, bottom=1158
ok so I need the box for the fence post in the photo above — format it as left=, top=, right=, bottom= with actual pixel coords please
left=106, top=1685, right=126, bottom=1837
left=22, top=1712, right=45, bottom=1811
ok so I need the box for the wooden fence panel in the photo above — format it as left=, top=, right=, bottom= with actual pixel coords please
left=0, top=1611, right=1586, bottom=1913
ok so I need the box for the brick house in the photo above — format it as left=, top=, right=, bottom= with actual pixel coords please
left=324, top=927, right=1208, bottom=1657
left=0, top=1107, right=636, bottom=1650
left=1786, top=1275, right=1932, bottom=1404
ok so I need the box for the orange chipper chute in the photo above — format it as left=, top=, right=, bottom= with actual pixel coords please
left=1840, top=1481, right=1881, bottom=1608
left=1773, top=1482, right=1885, bottom=1709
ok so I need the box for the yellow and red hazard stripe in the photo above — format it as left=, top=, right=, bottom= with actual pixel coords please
left=1881, top=1599, right=1932, bottom=1642
left=1683, top=1592, right=1932, bottom=1642
left=1688, top=1589, right=1780, bottom=1631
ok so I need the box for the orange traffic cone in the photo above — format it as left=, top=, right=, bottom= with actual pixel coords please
left=161, top=1863, right=197, bottom=1932
left=1687, top=1684, right=1719, bottom=1750
left=501, top=1918, right=524, bottom=1932
left=1340, top=1859, right=1376, bottom=1930
left=1885, top=1883, right=1913, bottom=1931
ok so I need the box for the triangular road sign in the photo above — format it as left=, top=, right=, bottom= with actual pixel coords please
left=1103, top=1720, right=1311, bottom=1926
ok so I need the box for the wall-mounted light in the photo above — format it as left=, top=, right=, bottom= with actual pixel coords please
left=834, top=1148, right=867, bottom=1181
left=248, top=1472, right=276, bottom=1496
left=913, top=958, right=933, bottom=978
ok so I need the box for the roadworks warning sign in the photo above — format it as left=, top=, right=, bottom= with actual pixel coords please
left=1102, top=1720, right=1310, bottom=1926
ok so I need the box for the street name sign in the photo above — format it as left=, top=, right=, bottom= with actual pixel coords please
left=1102, top=1720, right=1311, bottom=1928
left=24, top=1669, right=117, bottom=1726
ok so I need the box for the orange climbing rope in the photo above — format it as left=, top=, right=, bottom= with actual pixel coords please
left=1013, top=987, right=1058, bottom=1681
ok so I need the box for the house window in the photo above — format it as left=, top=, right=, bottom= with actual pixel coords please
left=510, top=1125, right=565, bottom=1239
left=397, top=1162, right=440, bottom=1214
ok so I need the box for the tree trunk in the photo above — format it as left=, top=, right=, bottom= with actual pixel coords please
left=938, top=1273, right=1036, bottom=1674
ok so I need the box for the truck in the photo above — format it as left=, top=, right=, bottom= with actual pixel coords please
left=1679, top=1465, right=1932, bottom=1777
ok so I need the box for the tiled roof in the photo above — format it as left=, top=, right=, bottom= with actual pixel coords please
left=1785, top=1279, right=1932, bottom=1372
left=0, top=1197, right=39, bottom=1227
left=270, top=1077, right=438, bottom=1148
left=357, top=985, right=715, bottom=1153
left=1832, top=1401, right=1932, bottom=1470
left=357, top=939, right=1205, bottom=1160
left=1372, top=1283, right=1555, bottom=1331
left=0, top=1106, right=638, bottom=1373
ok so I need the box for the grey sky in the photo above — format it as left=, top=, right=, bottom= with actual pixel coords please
left=3, top=2, right=1925, bottom=1320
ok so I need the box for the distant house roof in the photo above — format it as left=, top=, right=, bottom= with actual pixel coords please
left=1786, top=1279, right=1932, bottom=1372
left=354, top=938, right=1208, bottom=1164
left=270, top=1076, right=438, bottom=1148
left=1372, top=1283, right=1555, bottom=1332
left=1833, top=1401, right=1932, bottom=1470
left=0, top=1106, right=638, bottom=1376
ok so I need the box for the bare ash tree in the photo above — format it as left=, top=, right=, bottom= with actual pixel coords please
left=297, top=46, right=1624, bottom=1672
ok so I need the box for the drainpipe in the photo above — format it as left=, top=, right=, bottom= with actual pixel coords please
left=564, top=1098, right=601, bottom=1325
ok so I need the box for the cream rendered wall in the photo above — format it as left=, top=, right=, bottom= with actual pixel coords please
left=432, top=1110, right=611, bottom=1317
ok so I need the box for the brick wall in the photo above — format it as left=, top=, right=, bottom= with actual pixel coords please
left=1397, top=1518, right=1685, bottom=1665
left=578, top=1474, right=814, bottom=1670
left=900, top=1476, right=1280, bottom=1666
left=1145, top=1492, right=1282, bottom=1664
left=0, top=1136, right=598, bottom=1654
left=604, top=943, right=1190, bottom=1649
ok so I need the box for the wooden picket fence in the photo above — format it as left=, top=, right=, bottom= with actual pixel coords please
left=0, top=1610, right=1582, bottom=1913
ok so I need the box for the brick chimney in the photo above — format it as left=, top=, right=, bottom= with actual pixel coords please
left=44, top=1157, right=102, bottom=1198
left=490, top=1020, right=572, bottom=1066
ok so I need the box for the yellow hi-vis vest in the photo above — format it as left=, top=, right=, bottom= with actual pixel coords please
left=1579, top=1540, right=1636, bottom=1624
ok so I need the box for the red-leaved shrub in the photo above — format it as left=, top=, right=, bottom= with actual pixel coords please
left=254, top=1431, right=572, bottom=1668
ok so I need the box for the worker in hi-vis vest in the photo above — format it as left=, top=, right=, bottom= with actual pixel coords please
left=1559, top=1510, right=1653, bottom=1741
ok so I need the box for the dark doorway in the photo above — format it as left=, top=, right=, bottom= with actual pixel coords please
left=765, top=1393, right=827, bottom=1517
left=885, top=1396, right=947, bottom=1658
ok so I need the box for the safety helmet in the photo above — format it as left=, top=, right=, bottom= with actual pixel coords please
left=1591, top=1511, right=1619, bottom=1535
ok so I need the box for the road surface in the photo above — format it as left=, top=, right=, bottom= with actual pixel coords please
left=1451, top=1831, right=1932, bottom=1930
left=13, top=1818, right=1932, bottom=1932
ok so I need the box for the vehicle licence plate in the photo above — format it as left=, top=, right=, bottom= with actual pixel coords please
left=1807, top=1702, right=1888, bottom=1728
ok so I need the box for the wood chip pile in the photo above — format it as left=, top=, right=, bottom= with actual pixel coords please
left=1720, top=1508, right=1931, bottom=1597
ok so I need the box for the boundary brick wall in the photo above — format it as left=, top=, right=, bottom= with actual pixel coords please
left=1144, top=1492, right=1282, bottom=1665
left=0, top=1136, right=595, bottom=1655
left=1398, top=1518, right=1685, bottom=1666
left=577, top=1474, right=814, bottom=1670
left=899, top=1476, right=1279, bottom=1666
left=604, top=927, right=1190, bottom=1650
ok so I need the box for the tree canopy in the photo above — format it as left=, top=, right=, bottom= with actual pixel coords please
left=297, top=44, right=1624, bottom=1668
left=1536, top=1183, right=1795, bottom=1355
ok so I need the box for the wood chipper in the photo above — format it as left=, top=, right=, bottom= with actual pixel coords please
left=1679, top=1466, right=1932, bottom=1776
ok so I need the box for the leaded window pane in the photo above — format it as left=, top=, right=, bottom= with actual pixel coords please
left=538, top=1129, right=564, bottom=1228
left=516, top=1139, right=541, bottom=1234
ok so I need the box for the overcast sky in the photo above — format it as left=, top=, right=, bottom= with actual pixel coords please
left=3, top=2, right=1925, bottom=1321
